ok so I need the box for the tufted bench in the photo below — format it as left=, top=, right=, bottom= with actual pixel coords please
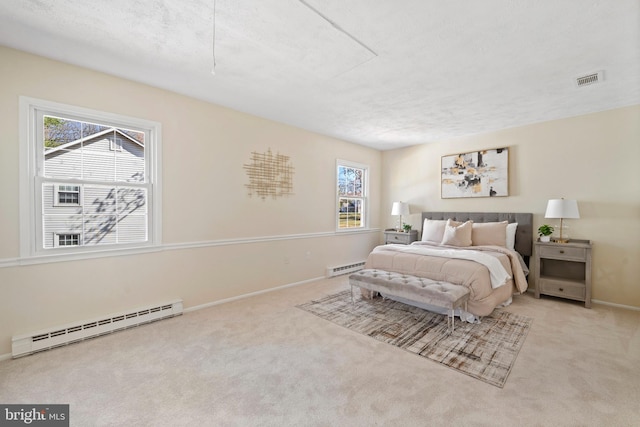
left=349, top=269, right=470, bottom=332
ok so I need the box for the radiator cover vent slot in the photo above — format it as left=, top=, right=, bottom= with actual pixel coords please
left=576, top=71, right=603, bottom=87
left=12, top=299, right=183, bottom=358
left=326, top=261, right=366, bottom=277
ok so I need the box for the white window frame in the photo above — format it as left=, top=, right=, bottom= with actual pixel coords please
left=19, top=97, right=162, bottom=261
left=336, top=159, right=368, bottom=231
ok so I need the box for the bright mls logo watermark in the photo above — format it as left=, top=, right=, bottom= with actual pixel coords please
left=0, top=405, right=68, bottom=426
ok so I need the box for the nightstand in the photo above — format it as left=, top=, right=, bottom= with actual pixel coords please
left=533, top=239, right=592, bottom=308
left=384, top=229, right=418, bottom=245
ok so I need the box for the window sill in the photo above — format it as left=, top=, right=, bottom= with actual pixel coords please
left=16, top=245, right=163, bottom=266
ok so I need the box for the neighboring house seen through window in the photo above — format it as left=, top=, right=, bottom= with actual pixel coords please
left=20, top=97, right=161, bottom=258
left=337, top=161, right=367, bottom=229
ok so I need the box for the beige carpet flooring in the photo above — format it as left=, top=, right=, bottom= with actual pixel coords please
left=0, top=276, right=639, bottom=426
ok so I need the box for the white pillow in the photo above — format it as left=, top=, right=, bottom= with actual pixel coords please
left=506, top=222, right=518, bottom=250
left=441, top=219, right=473, bottom=247
left=421, top=219, right=448, bottom=243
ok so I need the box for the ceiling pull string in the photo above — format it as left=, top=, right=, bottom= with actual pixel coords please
left=211, top=0, right=217, bottom=75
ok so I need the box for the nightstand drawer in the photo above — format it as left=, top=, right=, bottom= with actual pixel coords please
left=538, top=245, right=586, bottom=261
left=540, top=278, right=585, bottom=300
left=386, top=233, right=412, bottom=244
left=383, top=230, right=418, bottom=245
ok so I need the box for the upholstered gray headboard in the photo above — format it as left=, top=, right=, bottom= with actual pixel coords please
left=421, top=212, right=533, bottom=257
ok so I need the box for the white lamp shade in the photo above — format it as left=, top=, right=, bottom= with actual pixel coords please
left=391, top=201, right=410, bottom=216
left=545, top=199, right=580, bottom=219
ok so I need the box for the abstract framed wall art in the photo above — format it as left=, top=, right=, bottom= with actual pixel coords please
left=441, top=147, right=509, bottom=198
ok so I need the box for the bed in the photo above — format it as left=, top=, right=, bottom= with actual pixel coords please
left=361, top=212, right=533, bottom=318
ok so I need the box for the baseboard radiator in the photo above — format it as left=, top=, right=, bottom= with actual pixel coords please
left=326, top=261, right=366, bottom=277
left=11, top=299, right=183, bottom=358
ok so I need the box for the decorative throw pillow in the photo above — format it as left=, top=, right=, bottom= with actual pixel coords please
left=441, top=219, right=473, bottom=247
left=421, top=219, right=448, bottom=243
left=472, top=221, right=508, bottom=247
left=506, top=222, right=518, bottom=250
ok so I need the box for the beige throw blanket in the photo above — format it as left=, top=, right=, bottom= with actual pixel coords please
left=372, top=244, right=511, bottom=289
left=408, top=242, right=529, bottom=293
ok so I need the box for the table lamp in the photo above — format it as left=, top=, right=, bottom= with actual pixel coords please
left=391, top=201, right=410, bottom=231
left=544, top=198, right=580, bottom=243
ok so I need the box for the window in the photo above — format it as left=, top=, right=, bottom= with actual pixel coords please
left=55, top=233, right=80, bottom=247
left=337, top=160, right=367, bottom=229
left=20, top=97, right=162, bottom=258
left=54, top=184, right=81, bottom=206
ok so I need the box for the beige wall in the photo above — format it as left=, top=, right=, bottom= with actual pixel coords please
left=0, top=47, right=382, bottom=356
left=382, top=105, right=640, bottom=308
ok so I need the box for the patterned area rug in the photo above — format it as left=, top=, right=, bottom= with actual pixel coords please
left=297, top=290, right=532, bottom=387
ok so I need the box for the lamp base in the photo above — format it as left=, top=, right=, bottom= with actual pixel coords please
left=553, top=218, right=570, bottom=244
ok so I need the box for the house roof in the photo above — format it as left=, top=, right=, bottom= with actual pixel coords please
left=2, top=0, right=638, bottom=150
left=44, top=128, right=144, bottom=156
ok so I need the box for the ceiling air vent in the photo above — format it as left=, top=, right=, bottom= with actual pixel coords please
left=575, top=71, right=603, bottom=87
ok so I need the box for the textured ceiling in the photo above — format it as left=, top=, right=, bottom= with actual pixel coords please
left=1, top=0, right=638, bottom=150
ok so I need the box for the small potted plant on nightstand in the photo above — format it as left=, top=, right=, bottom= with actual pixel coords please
left=538, top=224, right=554, bottom=242
left=402, top=223, right=412, bottom=233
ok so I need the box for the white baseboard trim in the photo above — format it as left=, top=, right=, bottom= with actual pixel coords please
left=592, top=299, right=640, bottom=311
left=0, top=352, right=12, bottom=362
left=183, top=276, right=326, bottom=314
left=526, top=289, right=640, bottom=311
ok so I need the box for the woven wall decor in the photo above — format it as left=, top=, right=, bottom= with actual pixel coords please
left=243, top=148, right=294, bottom=199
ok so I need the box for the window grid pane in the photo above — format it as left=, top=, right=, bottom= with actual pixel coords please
left=43, top=116, right=145, bottom=184
left=43, top=183, right=148, bottom=249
